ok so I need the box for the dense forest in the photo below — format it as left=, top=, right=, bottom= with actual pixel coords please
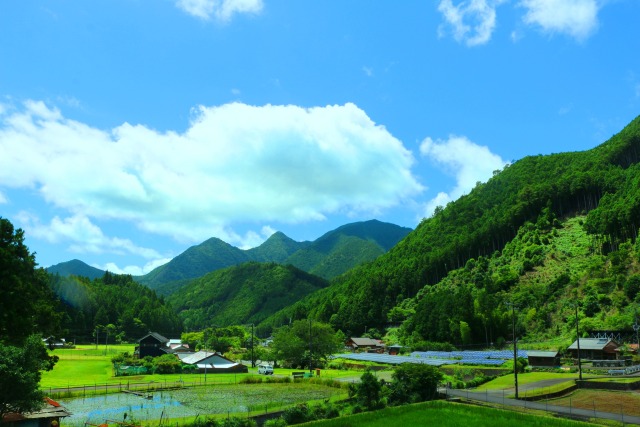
left=50, top=272, right=183, bottom=342
left=259, top=115, right=640, bottom=347
left=168, top=262, right=328, bottom=331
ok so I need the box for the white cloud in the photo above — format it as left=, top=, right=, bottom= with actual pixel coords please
left=419, top=135, right=507, bottom=217
left=437, top=0, right=504, bottom=47
left=1, top=100, right=423, bottom=248
left=519, top=0, right=599, bottom=41
left=0, top=191, right=6, bottom=204
left=175, top=0, right=263, bottom=21
left=362, top=66, right=373, bottom=77
left=16, top=213, right=163, bottom=261
left=96, top=258, right=171, bottom=276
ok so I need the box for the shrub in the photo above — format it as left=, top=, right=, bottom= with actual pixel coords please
left=263, top=419, right=287, bottom=427
left=282, top=403, right=315, bottom=425
left=239, top=376, right=263, bottom=384
left=388, top=363, right=443, bottom=405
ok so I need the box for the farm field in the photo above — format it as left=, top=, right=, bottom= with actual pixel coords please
left=59, top=382, right=346, bottom=426
left=542, top=389, right=640, bottom=417
left=301, top=400, right=599, bottom=427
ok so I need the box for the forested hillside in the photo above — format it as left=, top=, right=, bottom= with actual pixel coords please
left=260, top=115, right=640, bottom=346
left=47, top=259, right=105, bottom=280
left=168, top=262, right=329, bottom=330
left=50, top=272, right=183, bottom=342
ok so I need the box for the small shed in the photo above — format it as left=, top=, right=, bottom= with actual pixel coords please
left=387, top=344, right=403, bottom=356
left=527, top=350, right=560, bottom=367
left=1, top=398, right=71, bottom=427
left=567, top=338, right=618, bottom=360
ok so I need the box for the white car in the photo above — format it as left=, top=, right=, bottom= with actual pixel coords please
left=258, top=364, right=274, bottom=375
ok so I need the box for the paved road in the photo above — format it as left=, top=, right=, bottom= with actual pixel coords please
left=442, top=387, right=640, bottom=425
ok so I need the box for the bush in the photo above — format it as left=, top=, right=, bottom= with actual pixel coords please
left=239, top=376, right=263, bottom=384
left=153, top=353, right=183, bottom=374
left=264, top=375, right=291, bottom=384
left=388, top=363, right=443, bottom=405
left=349, top=370, right=386, bottom=411
left=264, top=419, right=287, bottom=427
left=282, top=403, right=315, bottom=425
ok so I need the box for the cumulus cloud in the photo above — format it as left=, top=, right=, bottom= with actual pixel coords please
left=1, top=100, right=422, bottom=249
left=437, top=0, right=504, bottom=46
left=519, top=0, right=599, bottom=41
left=16, top=212, right=162, bottom=260
left=175, top=0, right=263, bottom=21
left=96, top=258, right=172, bottom=276
left=419, top=135, right=507, bottom=217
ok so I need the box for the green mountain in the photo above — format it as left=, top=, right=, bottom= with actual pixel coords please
left=48, top=221, right=410, bottom=296
left=136, top=237, right=250, bottom=290
left=138, top=220, right=410, bottom=293
left=246, top=231, right=310, bottom=262
left=259, top=115, right=640, bottom=346
left=286, top=220, right=412, bottom=279
left=167, top=262, right=329, bottom=330
left=47, top=259, right=105, bottom=280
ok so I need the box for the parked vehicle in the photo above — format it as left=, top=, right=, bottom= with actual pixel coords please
left=258, top=364, right=274, bottom=375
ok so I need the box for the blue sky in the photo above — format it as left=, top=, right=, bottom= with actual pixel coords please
left=1, top=0, right=639, bottom=274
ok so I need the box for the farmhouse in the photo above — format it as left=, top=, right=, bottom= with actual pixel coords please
left=135, top=332, right=171, bottom=358
left=567, top=338, right=619, bottom=360
left=1, top=398, right=70, bottom=427
left=345, top=337, right=384, bottom=352
left=178, top=351, right=248, bottom=373
left=135, top=332, right=189, bottom=358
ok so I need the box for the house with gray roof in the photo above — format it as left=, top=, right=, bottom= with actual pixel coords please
left=568, top=338, right=619, bottom=360
left=179, top=351, right=247, bottom=373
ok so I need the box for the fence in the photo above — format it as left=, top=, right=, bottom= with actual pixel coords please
left=46, top=377, right=242, bottom=399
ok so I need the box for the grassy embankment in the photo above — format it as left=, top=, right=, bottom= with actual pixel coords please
left=300, top=400, right=600, bottom=427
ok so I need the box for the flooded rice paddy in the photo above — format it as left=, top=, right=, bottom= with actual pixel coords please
left=60, top=383, right=340, bottom=425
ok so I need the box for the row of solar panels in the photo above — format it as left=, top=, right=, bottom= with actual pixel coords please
left=333, top=353, right=506, bottom=367
left=411, top=350, right=528, bottom=360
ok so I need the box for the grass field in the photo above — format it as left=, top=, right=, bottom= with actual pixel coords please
left=40, top=344, right=367, bottom=389
left=301, top=400, right=600, bottom=427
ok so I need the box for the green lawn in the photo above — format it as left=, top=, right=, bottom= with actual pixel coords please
left=302, top=401, right=599, bottom=427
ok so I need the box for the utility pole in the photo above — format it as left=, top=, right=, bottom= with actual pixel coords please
left=512, top=304, right=518, bottom=399
left=251, top=323, right=255, bottom=368
left=575, top=304, right=582, bottom=381
left=633, top=308, right=639, bottom=351
left=309, top=319, right=313, bottom=374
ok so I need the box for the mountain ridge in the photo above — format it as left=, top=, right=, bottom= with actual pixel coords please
left=47, top=219, right=412, bottom=294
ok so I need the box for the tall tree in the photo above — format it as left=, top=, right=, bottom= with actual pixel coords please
left=271, top=320, right=342, bottom=369
left=0, top=334, right=58, bottom=419
left=0, top=217, right=62, bottom=345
